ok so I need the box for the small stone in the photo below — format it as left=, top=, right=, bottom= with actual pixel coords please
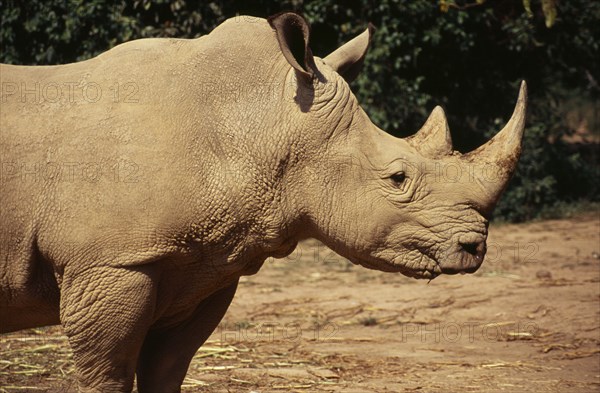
left=536, top=270, right=552, bottom=280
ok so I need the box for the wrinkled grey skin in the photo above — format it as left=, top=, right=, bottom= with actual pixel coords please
left=0, top=13, right=526, bottom=392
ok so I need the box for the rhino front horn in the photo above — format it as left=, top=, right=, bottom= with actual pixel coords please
left=464, top=81, right=528, bottom=213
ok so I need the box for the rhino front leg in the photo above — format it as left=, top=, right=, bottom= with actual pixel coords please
left=136, top=279, right=239, bottom=393
left=60, top=264, right=157, bottom=392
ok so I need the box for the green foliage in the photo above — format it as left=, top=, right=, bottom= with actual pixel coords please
left=1, top=0, right=598, bottom=222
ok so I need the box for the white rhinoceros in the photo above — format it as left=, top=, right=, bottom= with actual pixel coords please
left=0, top=12, right=526, bottom=392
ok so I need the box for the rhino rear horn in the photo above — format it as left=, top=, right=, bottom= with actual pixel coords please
left=324, top=24, right=375, bottom=83
left=268, top=12, right=318, bottom=79
left=407, top=106, right=453, bottom=158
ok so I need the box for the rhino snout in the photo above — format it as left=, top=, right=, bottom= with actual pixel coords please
left=440, top=237, right=487, bottom=275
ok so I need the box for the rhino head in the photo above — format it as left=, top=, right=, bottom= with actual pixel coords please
left=267, top=13, right=527, bottom=279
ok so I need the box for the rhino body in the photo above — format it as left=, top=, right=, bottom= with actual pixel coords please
left=0, top=13, right=526, bottom=392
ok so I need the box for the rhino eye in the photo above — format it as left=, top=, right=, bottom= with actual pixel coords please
left=390, top=171, right=406, bottom=186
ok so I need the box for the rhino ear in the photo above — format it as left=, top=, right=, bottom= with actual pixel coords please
left=268, top=12, right=318, bottom=79
left=324, top=24, right=375, bottom=83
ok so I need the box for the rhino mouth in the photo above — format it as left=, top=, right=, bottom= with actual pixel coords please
left=350, top=241, right=485, bottom=280
left=348, top=251, right=443, bottom=279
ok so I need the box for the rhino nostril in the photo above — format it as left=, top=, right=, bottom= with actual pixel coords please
left=460, top=241, right=485, bottom=259
left=461, top=242, right=478, bottom=255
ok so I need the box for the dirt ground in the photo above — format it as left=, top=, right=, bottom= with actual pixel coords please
left=1, top=214, right=599, bottom=392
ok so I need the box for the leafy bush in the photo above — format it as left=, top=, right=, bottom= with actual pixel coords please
left=1, top=0, right=598, bottom=221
